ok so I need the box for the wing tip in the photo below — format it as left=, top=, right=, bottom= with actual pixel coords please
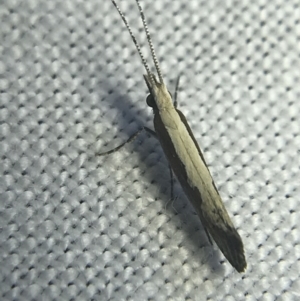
left=210, top=224, right=247, bottom=273
left=232, top=252, right=247, bottom=273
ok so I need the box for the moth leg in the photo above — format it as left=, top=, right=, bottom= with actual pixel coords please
left=98, top=127, right=156, bottom=156
left=204, top=227, right=213, bottom=245
left=143, top=127, right=156, bottom=138
left=169, top=164, right=174, bottom=201
left=173, top=75, right=181, bottom=108
left=145, top=129, right=174, bottom=201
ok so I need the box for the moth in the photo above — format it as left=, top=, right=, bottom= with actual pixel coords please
left=106, top=0, right=247, bottom=272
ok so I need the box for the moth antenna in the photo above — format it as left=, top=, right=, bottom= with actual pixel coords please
left=135, top=0, right=164, bottom=85
left=110, top=0, right=154, bottom=85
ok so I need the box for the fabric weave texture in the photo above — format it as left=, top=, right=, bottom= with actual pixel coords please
left=0, top=0, right=299, bottom=300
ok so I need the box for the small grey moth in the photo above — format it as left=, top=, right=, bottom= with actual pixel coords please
left=106, top=0, right=247, bottom=272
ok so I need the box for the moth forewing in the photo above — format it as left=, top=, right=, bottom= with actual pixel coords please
left=109, top=0, right=247, bottom=272
left=152, top=103, right=247, bottom=272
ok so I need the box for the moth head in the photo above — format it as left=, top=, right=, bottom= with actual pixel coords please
left=144, top=73, right=173, bottom=110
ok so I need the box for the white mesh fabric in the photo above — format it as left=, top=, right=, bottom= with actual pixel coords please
left=0, top=0, right=300, bottom=300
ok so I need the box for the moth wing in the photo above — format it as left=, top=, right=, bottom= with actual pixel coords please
left=198, top=203, right=247, bottom=272
left=154, top=108, right=246, bottom=272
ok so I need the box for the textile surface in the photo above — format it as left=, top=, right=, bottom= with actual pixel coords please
left=0, top=0, right=299, bottom=300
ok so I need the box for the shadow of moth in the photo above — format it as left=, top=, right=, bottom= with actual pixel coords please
left=107, top=0, right=247, bottom=273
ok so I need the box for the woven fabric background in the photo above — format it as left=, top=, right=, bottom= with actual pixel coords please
left=1, top=0, right=300, bottom=300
